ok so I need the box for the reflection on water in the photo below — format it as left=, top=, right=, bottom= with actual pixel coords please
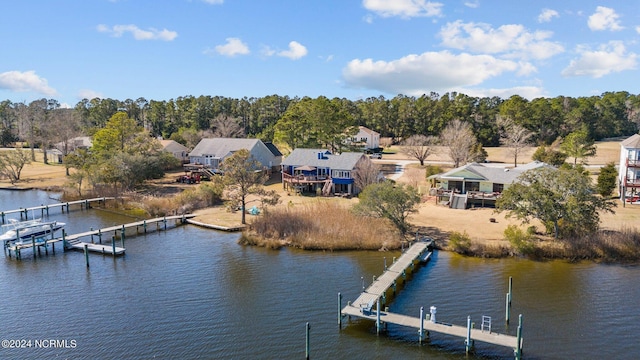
left=1, top=190, right=640, bottom=359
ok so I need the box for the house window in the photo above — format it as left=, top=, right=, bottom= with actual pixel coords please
left=467, top=182, right=480, bottom=192
left=332, top=170, right=351, bottom=178
left=493, top=183, right=504, bottom=193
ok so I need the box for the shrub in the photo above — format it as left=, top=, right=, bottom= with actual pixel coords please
left=448, top=231, right=472, bottom=254
left=504, top=225, right=535, bottom=255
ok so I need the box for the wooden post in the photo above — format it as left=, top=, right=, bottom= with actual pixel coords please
left=376, top=298, right=381, bottom=335
left=112, top=236, right=116, bottom=256
left=41, top=204, right=44, bottom=218
left=32, top=235, right=36, bottom=259
left=465, top=315, right=474, bottom=353
left=66, top=202, right=70, bottom=213
left=98, top=229, right=102, bottom=244
left=62, top=230, right=67, bottom=251
left=84, top=244, right=89, bottom=268
left=90, top=228, right=94, bottom=244
left=361, top=276, right=364, bottom=292
left=45, top=205, right=49, bottom=216
left=85, top=199, right=89, bottom=210
left=509, top=276, right=513, bottom=305
left=384, top=257, right=387, bottom=270
left=506, top=293, right=510, bottom=324
left=143, top=220, right=147, bottom=233
left=515, top=314, right=523, bottom=360
left=163, top=217, right=167, bottom=230
left=338, top=292, right=342, bottom=327
left=305, top=322, right=310, bottom=360
left=419, top=306, right=424, bottom=344
left=121, top=225, right=125, bottom=242
left=43, top=238, right=48, bottom=255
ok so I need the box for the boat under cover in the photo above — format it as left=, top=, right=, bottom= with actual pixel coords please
left=0, top=219, right=65, bottom=244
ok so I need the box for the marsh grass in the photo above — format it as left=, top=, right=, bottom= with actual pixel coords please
left=243, top=202, right=401, bottom=251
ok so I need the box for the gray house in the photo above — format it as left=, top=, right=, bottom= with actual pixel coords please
left=430, top=161, right=551, bottom=208
left=189, top=138, right=281, bottom=171
left=280, top=149, right=372, bottom=196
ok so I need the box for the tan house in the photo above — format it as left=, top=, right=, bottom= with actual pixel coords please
left=159, top=139, right=189, bottom=163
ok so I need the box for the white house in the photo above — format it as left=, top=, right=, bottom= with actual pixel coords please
left=189, top=138, right=281, bottom=171
left=351, top=126, right=380, bottom=151
left=618, top=134, right=640, bottom=201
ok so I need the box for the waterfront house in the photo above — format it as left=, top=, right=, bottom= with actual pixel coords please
left=188, top=138, right=281, bottom=172
left=280, top=149, right=371, bottom=196
left=159, top=139, right=189, bottom=163
left=430, top=161, right=549, bottom=208
left=618, top=134, right=640, bottom=201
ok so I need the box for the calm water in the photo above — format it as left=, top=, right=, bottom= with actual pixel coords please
left=1, top=190, right=639, bottom=359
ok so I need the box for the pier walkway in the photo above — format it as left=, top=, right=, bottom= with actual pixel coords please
left=5, top=215, right=195, bottom=259
left=0, top=197, right=114, bottom=224
left=339, top=240, right=523, bottom=358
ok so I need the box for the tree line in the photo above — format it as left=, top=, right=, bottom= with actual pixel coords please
left=2, top=91, right=639, bottom=152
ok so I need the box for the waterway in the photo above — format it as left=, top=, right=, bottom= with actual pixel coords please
left=1, top=190, right=639, bottom=359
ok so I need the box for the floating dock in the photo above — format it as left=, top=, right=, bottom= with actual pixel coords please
left=339, top=240, right=523, bottom=359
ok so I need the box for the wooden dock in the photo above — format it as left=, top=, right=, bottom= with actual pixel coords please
left=339, top=240, right=523, bottom=358
left=0, top=197, right=114, bottom=223
left=5, top=214, right=195, bottom=260
left=185, top=218, right=245, bottom=232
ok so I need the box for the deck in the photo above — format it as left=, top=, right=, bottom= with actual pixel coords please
left=340, top=240, right=523, bottom=357
left=5, top=215, right=194, bottom=259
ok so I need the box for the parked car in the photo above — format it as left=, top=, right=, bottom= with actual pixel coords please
left=370, top=153, right=382, bottom=159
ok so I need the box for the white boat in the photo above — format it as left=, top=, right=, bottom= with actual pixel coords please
left=0, top=219, right=65, bottom=244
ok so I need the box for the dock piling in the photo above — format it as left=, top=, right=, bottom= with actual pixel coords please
left=515, top=314, right=523, bottom=359
left=465, top=316, right=474, bottom=354
left=419, top=307, right=424, bottom=344
left=338, top=293, right=342, bottom=327
left=305, top=322, right=310, bottom=360
left=84, top=244, right=89, bottom=268
left=376, top=298, right=381, bottom=335
left=31, top=236, right=36, bottom=259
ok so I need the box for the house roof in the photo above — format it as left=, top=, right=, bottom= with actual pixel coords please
left=436, top=161, right=550, bottom=185
left=189, top=138, right=262, bottom=158
left=621, top=134, right=640, bottom=148
left=263, top=142, right=283, bottom=157
left=281, top=148, right=365, bottom=170
left=358, top=126, right=380, bottom=136
left=159, top=139, right=188, bottom=153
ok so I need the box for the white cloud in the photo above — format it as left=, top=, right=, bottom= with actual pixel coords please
left=0, top=70, right=57, bottom=96
left=77, top=89, right=104, bottom=100
left=202, top=0, right=223, bottom=4
left=636, top=26, right=640, bottom=34
left=213, top=37, right=250, bottom=57
left=439, top=21, right=564, bottom=60
left=588, top=6, right=623, bottom=31
left=464, top=1, right=479, bottom=9
left=277, top=41, right=308, bottom=60
left=97, top=24, right=178, bottom=41
left=561, top=41, right=637, bottom=78
left=537, top=8, right=559, bottom=23
left=342, top=51, right=518, bottom=96
left=362, top=0, right=443, bottom=18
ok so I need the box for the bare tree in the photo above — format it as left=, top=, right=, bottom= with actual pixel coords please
left=498, top=116, right=534, bottom=167
left=400, top=134, right=437, bottom=166
left=439, top=119, right=477, bottom=167
left=211, top=114, right=243, bottom=138
left=353, top=158, right=382, bottom=192
left=0, top=148, right=31, bottom=184
left=15, top=100, right=46, bottom=161
left=50, top=108, right=83, bottom=174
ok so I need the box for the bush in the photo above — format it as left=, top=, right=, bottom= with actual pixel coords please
left=448, top=231, right=472, bottom=254
left=425, top=165, right=443, bottom=178
left=504, top=225, right=535, bottom=255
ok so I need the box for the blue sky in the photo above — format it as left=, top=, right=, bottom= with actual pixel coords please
left=1, top=0, right=639, bottom=107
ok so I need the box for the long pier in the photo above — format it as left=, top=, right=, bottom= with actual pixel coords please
left=0, top=197, right=114, bottom=224
left=5, top=215, right=195, bottom=260
left=339, top=240, right=523, bottom=359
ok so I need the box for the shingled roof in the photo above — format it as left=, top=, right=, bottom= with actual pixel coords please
left=621, top=134, right=640, bottom=148
left=281, top=149, right=365, bottom=170
left=436, top=161, right=550, bottom=185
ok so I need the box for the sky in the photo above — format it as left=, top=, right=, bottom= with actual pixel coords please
left=1, top=0, right=639, bottom=108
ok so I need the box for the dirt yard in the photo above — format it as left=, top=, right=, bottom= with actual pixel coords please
left=1, top=141, right=637, bottom=244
